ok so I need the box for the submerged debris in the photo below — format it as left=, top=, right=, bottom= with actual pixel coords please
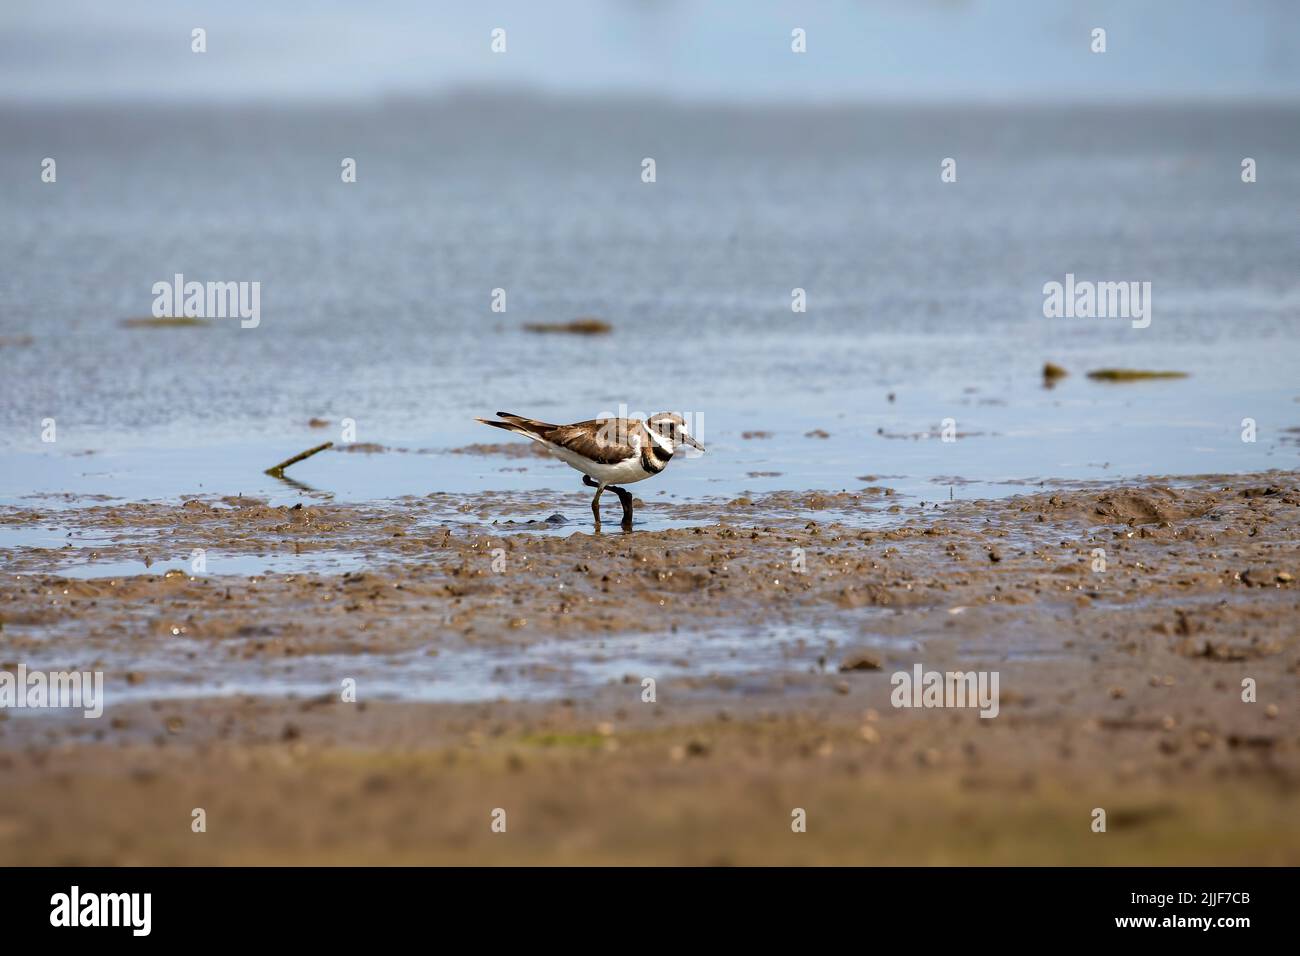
left=450, top=442, right=550, bottom=459
left=1043, top=362, right=1069, bottom=384
left=265, top=441, right=334, bottom=477
left=1086, top=368, right=1189, bottom=382
left=523, top=318, right=612, bottom=335
left=335, top=443, right=388, bottom=454
left=120, top=316, right=211, bottom=329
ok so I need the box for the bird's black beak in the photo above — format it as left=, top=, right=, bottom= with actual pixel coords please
left=683, top=434, right=705, bottom=452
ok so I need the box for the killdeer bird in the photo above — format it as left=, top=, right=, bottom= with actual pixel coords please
left=476, top=411, right=704, bottom=529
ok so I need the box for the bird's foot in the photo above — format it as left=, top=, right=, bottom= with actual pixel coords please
left=610, top=485, right=634, bottom=530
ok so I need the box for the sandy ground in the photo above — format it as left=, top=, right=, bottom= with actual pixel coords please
left=0, top=473, right=1297, bottom=864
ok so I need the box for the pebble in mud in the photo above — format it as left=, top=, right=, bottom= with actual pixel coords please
left=838, top=652, right=883, bottom=672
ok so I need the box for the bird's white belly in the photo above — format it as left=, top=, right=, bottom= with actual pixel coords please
left=545, top=443, right=653, bottom=485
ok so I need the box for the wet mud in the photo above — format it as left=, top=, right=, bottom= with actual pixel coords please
left=0, top=473, right=1296, bottom=863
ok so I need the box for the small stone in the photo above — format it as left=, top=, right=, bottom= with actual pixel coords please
left=1265, top=704, right=1279, bottom=719
left=859, top=725, right=880, bottom=744
left=1043, top=362, right=1068, bottom=381
left=838, top=652, right=882, bottom=672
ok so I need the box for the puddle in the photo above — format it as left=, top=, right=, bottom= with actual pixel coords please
left=7, top=611, right=926, bottom=705
left=23, top=550, right=372, bottom=580
left=450, top=514, right=716, bottom=537
left=0, top=525, right=115, bottom=550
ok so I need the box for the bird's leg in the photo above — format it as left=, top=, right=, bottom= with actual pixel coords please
left=583, top=475, right=603, bottom=527
left=610, top=485, right=634, bottom=529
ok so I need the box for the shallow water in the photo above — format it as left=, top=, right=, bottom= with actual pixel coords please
left=1, top=100, right=1297, bottom=512
left=1, top=99, right=1297, bottom=704
left=7, top=608, right=919, bottom=705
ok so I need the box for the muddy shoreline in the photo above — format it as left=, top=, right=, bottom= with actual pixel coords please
left=1, top=473, right=1297, bottom=864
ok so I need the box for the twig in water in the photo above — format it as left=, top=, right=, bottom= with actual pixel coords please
left=265, top=442, right=333, bottom=477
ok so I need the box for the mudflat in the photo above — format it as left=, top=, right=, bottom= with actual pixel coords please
left=0, top=473, right=1296, bottom=864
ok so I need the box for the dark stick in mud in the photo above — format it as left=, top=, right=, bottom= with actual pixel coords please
left=264, top=441, right=333, bottom=477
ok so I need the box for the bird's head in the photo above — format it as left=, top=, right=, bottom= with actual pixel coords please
left=647, top=412, right=704, bottom=454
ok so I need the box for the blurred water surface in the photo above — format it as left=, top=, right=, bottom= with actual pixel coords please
left=1, top=99, right=1297, bottom=505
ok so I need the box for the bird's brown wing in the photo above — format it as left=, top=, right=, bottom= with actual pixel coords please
left=546, top=418, right=641, bottom=465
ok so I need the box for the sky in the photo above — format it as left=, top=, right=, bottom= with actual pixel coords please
left=1, top=0, right=1298, bottom=104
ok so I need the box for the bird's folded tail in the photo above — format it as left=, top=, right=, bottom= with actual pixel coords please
left=475, top=413, right=556, bottom=441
